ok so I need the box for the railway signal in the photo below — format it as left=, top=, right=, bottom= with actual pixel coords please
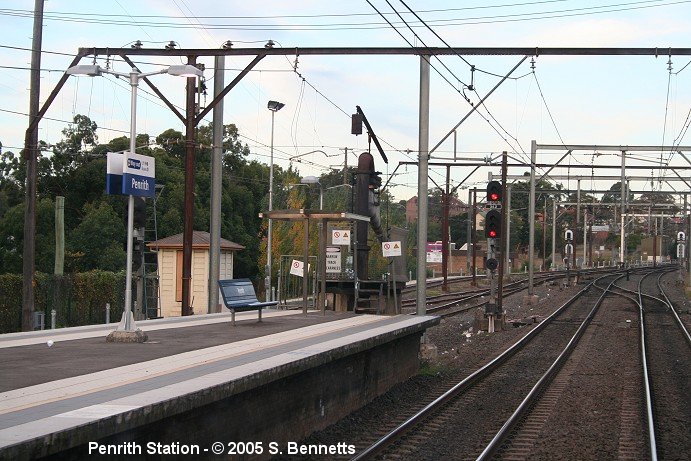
left=486, top=181, right=502, bottom=203
left=485, top=209, right=501, bottom=239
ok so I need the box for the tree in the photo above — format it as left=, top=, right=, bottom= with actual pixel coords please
left=601, top=182, right=634, bottom=204
left=67, top=202, right=126, bottom=272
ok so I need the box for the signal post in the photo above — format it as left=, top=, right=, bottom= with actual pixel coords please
left=485, top=181, right=502, bottom=333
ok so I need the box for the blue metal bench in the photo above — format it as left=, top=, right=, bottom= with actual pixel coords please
left=218, top=279, right=278, bottom=326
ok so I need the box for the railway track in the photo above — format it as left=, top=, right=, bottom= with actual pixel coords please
left=404, top=266, right=618, bottom=318
left=351, top=265, right=690, bottom=460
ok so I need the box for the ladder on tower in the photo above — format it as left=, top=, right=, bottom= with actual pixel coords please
left=142, top=185, right=163, bottom=319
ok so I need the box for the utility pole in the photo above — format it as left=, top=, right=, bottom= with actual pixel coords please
left=497, top=152, right=507, bottom=312
left=467, top=188, right=472, bottom=275
left=528, top=141, right=536, bottom=295
left=21, top=0, right=44, bottom=331
left=416, top=55, right=430, bottom=316
left=208, top=54, right=224, bottom=314
left=575, top=179, right=580, bottom=269
left=583, top=208, right=588, bottom=267
left=552, top=200, right=557, bottom=270
left=181, top=56, right=198, bottom=316
left=472, top=187, right=477, bottom=286
left=342, top=147, right=349, bottom=185
left=505, top=185, right=511, bottom=274
left=441, top=165, right=450, bottom=292
left=542, top=196, right=547, bottom=268
left=620, top=151, right=626, bottom=267
left=588, top=213, right=594, bottom=267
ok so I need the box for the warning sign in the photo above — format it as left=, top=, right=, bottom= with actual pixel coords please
left=332, top=229, right=350, bottom=245
left=289, top=259, right=310, bottom=277
left=326, top=248, right=342, bottom=273
left=382, top=241, right=402, bottom=257
left=426, top=252, right=442, bottom=263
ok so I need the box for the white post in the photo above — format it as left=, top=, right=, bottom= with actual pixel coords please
left=122, top=69, right=139, bottom=332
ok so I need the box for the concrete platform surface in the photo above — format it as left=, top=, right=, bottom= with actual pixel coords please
left=0, top=310, right=439, bottom=459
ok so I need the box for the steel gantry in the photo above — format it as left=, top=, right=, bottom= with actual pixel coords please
left=20, top=46, right=691, bottom=328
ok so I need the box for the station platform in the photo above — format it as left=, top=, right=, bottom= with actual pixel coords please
left=0, top=309, right=439, bottom=460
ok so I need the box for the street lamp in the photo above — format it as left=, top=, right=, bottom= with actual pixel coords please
left=301, top=175, right=323, bottom=210
left=67, top=63, right=202, bottom=339
left=266, top=100, right=284, bottom=302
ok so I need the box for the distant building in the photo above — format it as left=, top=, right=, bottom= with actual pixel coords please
left=148, top=231, right=244, bottom=317
left=405, top=195, right=466, bottom=222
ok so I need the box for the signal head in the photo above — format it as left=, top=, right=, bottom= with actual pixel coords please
left=486, top=181, right=502, bottom=203
left=484, top=209, right=502, bottom=239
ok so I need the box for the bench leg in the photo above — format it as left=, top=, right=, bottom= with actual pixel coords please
left=231, top=310, right=235, bottom=326
left=258, top=307, right=262, bottom=323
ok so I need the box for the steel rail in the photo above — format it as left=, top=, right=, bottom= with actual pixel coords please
left=637, top=271, right=661, bottom=461
left=655, top=271, right=691, bottom=347
left=350, top=273, right=598, bottom=461
left=475, top=272, right=624, bottom=460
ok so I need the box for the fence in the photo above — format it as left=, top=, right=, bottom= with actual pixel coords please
left=0, top=271, right=126, bottom=334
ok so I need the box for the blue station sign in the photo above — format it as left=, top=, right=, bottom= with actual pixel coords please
left=106, top=152, right=156, bottom=197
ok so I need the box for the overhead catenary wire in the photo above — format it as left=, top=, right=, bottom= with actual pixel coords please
left=1, top=1, right=687, bottom=30
left=380, top=0, right=535, bottom=165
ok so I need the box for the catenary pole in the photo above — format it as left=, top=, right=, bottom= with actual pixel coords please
left=416, top=55, right=430, bottom=316
left=528, top=141, right=536, bottom=295
left=21, top=0, right=44, bottom=331
left=181, top=56, right=197, bottom=316
left=209, top=55, right=224, bottom=313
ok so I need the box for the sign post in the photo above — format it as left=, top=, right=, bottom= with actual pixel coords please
left=382, top=241, right=402, bottom=314
left=105, top=150, right=155, bottom=339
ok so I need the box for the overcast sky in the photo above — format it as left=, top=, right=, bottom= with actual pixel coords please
left=2, top=0, right=691, bottom=202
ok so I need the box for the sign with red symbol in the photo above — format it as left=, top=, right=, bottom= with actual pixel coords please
left=382, top=241, right=402, bottom=257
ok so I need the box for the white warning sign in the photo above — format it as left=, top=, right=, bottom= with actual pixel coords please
left=426, top=251, right=442, bottom=263
left=326, top=248, right=342, bottom=273
left=382, top=241, right=402, bottom=257
left=289, top=259, right=310, bottom=277
left=332, top=229, right=350, bottom=245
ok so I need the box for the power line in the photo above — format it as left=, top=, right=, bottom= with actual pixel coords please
left=0, top=2, right=572, bottom=20
left=373, top=0, right=530, bottom=159
left=1, top=1, right=686, bottom=30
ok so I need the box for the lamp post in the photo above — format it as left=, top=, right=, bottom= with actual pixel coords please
left=266, top=100, right=284, bottom=302
left=67, top=63, right=201, bottom=338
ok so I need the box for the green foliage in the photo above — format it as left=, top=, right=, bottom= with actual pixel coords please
left=67, top=202, right=126, bottom=272
left=0, top=274, right=22, bottom=333
left=0, top=271, right=125, bottom=333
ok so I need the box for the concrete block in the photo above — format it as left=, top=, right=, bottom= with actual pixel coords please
left=419, top=342, right=438, bottom=361
left=106, top=329, right=148, bottom=343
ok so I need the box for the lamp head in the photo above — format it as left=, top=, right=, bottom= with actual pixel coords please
left=267, top=100, right=285, bottom=112
left=167, top=64, right=203, bottom=78
left=300, top=175, right=320, bottom=185
left=66, top=64, right=102, bottom=77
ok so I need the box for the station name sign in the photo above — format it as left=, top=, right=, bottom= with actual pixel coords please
left=106, top=152, right=156, bottom=198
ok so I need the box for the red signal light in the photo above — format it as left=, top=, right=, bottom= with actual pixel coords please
left=488, top=230, right=497, bottom=238
left=487, top=181, right=502, bottom=202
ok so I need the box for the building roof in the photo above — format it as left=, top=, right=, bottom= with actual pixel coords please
left=147, top=231, right=245, bottom=251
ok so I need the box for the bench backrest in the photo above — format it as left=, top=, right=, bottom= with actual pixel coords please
left=218, top=279, right=259, bottom=307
